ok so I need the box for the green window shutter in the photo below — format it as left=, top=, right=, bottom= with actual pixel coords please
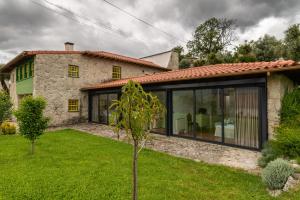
left=20, top=65, right=22, bottom=80
left=16, top=67, right=18, bottom=81
left=24, top=64, right=27, bottom=79
left=29, top=62, right=32, bottom=77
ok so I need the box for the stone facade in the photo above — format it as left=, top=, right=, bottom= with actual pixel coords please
left=267, top=73, right=294, bottom=139
left=32, top=54, right=164, bottom=126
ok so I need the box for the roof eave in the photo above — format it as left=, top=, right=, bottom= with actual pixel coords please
left=0, top=51, right=34, bottom=73
left=81, top=64, right=300, bottom=91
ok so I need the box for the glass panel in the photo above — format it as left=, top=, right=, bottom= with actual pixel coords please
left=172, top=90, right=194, bottom=137
left=150, top=91, right=166, bottom=134
left=92, top=95, right=99, bottom=122
left=195, top=89, right=222, bottom=142
left=99, top=94, right=108, bottom=124
left=108, top=94, right=118, bottom=123
left=224, top=87, right=260, bottom=148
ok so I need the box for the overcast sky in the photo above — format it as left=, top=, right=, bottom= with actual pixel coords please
left=0, top=0, right=300, bottom=63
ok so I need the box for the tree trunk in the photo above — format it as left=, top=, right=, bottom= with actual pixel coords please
left=132, top=140, right=138, bottom=200
left=31, top=140, right=35, bottom=154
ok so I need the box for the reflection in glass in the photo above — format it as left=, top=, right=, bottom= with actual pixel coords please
left=99, top=95, right=108, bottom=124
left=195, top=89, right=222, bottom=142
left=91, top=95, right=99, bottom=122
left=108, top=94, right=118, bottom=123
left=172, top=90, right=194, bottom=137
left=150, top=91, right=166, bottom=134
left=224, top=87, right=259, bottom=148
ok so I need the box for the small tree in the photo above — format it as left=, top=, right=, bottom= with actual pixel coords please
left=14, top=96, right=49, bottom=154
left=0, top=90, right=13, bottom=124
left=109, top=80, right=165, bottom=200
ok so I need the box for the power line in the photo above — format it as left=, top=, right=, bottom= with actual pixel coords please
left=29, top=0, right=146, bottom=44
left=101, top=0, right=187, bottom=44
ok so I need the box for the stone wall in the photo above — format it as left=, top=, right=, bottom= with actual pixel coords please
left=33, top=54, right=163, bottom=126
left=267, top=73, right=294, bottom=139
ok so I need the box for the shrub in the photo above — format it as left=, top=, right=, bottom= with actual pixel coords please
left=14, top=96, right=49, bottom=154
left=272, top=126, right=300, bottom=158
left=280, top=88, right=300, bottom=127
left=0, top=90, right=13, bottom=124
left=258, top=142, right=278, bottom=168
left=0, top=121, right=16, bottom=135
left=262, top=158, right=294, bottom=190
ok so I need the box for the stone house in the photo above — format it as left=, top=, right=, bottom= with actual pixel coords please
left=82, top=60, right=300, bottom=150
left=0, top=42, right=173, bottom=126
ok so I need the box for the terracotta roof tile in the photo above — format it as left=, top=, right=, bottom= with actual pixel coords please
left=82, top=51, right=166, bottom=69
left=1, top=50, right=167, bottom=72
left=82, top=60, right=299, bottom=90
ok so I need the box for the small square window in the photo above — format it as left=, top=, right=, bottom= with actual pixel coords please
left=68, top=99, right=79, bottom=112
left=112, top=66, right=121, bottom=80
left=68, top=65, right=79, bottom=78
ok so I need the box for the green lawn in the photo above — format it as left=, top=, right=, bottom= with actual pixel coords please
left=0, top=129, right=299, bottom=200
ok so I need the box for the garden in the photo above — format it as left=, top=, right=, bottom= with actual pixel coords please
left=1, top=83, right=300, bottom=199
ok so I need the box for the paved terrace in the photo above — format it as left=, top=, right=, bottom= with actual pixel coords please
left=48, top=123, right=261, bottom=173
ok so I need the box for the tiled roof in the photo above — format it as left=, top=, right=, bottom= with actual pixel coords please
left=82, top=60, right=299, bottom=90
left=1, top=50, right=167, bottom=72
left=82, top=51, right=166, bottom=69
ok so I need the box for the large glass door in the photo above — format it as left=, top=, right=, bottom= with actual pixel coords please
left=99, top=95, right=108, bottom=124
left=172, top=90, right=194, bottom=137
left=195, top=89, right=223, bottom=142
left=170, top=86, right=261, bottom=149
left=150, top=91, right=167, bottom=134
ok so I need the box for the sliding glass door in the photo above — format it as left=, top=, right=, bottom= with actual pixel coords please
left=170, top=86, right=261, bottom=149
left=150, top=91, right=167, bottom=134
left=195, top=89, right=223, bottom=142
left=91, top=93, right=118, bottom=124
left=172, top=90, right=194, bottom=137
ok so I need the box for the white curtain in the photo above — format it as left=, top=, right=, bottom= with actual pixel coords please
left=235, top=87, right=259, bottom=148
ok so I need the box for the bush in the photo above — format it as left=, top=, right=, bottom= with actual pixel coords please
left=280, top=88, right=300, bottom=126
left=0, top=121, right=16, bottom=135
left=258, top=142, right=278, bottom=168
left=0, top=90, right=13, bottom=124
left=14, top=96, right=49, bottom=154
left=261, top=158, right=294, bottom=190
left=272, top=126, right=300, bottom=158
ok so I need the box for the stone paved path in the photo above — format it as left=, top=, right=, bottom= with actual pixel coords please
left=48, top=123, right=261, bottom=173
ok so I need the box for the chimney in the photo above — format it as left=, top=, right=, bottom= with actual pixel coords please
left=64, top=42, right=74, bottom=51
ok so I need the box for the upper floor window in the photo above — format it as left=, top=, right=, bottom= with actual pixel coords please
left=16, top=60, right=34, bottom=82
left=68, top=65, right=79, bottom=78
left=112, top=66, right=121, bottom=80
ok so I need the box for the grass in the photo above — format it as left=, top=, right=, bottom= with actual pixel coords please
left=0, top=129, right=300, bottom=200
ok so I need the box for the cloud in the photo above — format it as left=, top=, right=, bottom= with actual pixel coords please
left=0, top=0, right=299, bottom=63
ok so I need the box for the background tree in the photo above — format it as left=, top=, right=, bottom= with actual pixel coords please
left=253, top=35, right=283, bottom=61
left=284, top=24, right=300, bottom=61
left=110, top=80, right=165, bottom=200
left=14, top=96, right=49, bottom=154
left=235, top=41, right=257, bottom=62
left=0, top=90, right=12, bottom=124
left=187, top=17, right=236, bottom=59
left=179, top=59, right=191, bottom=69
left=172, top=45, right=185, bottom=62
